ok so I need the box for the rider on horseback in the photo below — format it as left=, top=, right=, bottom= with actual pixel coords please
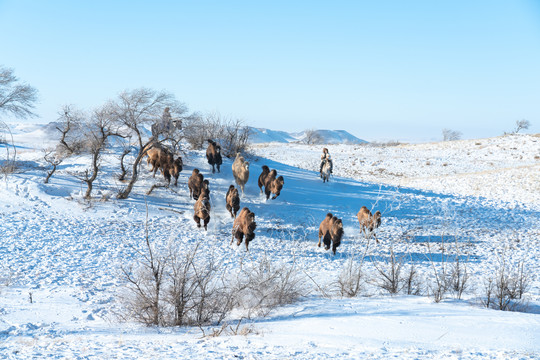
left=319, top=147, right=333, bottom=177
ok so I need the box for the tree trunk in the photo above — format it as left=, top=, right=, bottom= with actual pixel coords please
left=44, top=164, right=57, bottom=184
left=117, top=142, right=151, bottom=199
left=84, top=151, right=100, bottom=199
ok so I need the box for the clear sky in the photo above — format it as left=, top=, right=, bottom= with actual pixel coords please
left=1, top=0, right=539, bottom=142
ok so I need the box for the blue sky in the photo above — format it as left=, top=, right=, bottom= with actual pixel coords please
left=1, top=0, right=539, bottom=141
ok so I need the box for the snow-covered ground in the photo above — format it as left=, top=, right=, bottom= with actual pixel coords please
left=250, top=134, right=540, bottom=205
left=1, top=124, right=539, bottom=359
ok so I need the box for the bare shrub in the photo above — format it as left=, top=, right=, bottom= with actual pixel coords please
left=481, top=250, right=530, bottom=311
left=372, top=245, right=406, bottom=295
left=236, top=254, right=307, bottom=318
left=121, top=218, right=166, bottom=326
left=448, top=245, right=470, bottom=300
left=335, top=255, right=366, bottom=298
left=403, top=262, right=422, bottom=296
left=121, top=237, right=235, bottom=327
left=166, top=249, right=233, bottom=327
left=425, top=237, right=451, bottom=303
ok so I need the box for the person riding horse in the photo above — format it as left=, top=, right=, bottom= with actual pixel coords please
left=319, top=148, right=333, bottom=177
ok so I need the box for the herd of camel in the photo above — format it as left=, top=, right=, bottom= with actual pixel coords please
left=146, top=139, right=382, bottom=253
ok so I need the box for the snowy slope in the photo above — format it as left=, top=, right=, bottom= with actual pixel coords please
left=249, top=127, right=367, bottom=144
left=0, top=124, right=539, bottom=359
left=248, top=127, right=297, bottom=143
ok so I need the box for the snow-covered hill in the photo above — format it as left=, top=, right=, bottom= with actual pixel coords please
left=0, top=124, right=539, bottom=359
left=249, top=127, right=367, bottom=144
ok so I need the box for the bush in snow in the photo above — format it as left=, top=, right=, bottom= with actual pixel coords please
left=481, top=249, right=531, bottom=311
left=234, top=254, right=308, bottom=318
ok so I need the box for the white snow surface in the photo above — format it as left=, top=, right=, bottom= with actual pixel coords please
left=1, top=124, right=539, bottom=359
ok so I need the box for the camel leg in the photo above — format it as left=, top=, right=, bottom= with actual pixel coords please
left=236, top=233, right=244, bottom=247
left=203, top=215, right=210, bottom=231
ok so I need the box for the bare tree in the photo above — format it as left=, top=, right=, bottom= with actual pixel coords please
left=0, top=66, right=38, bottom=177
left=75, top=104, right=123, bottom=199
left=55, top=105, right=87, bottom=155
left=107, top=88, right=186, bottom=199
left=442, top=128, right=462, bottom=141
left=117, top=139, right=133, bottom=181
left=0, top=66, right=38, bottom=119
left=0, top=121, right=16, bottom=178
left=304, top=128, right=323, bottom=145
left=183, top=113, right=211, bottom=149
left=513, top=119, right=531, bottom=134
left=43, top=148, right=64, bottom=184
left=221, top=117, right=251, bottom=157
left=183, top=112, right=250, bottom=156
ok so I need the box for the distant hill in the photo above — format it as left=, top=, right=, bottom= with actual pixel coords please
left=249, top=127, right=367, bottom=144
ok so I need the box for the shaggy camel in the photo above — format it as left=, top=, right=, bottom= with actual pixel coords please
left=231, top=207, right=256, bottom=251
left=258, top=165, right=284, bottom=200
left=357, top=206, right=382, bottom=243
left=163, top=156, right=183, bottom=186
left=317, top=213, right=344, bottom=255
left=193, top=187, right=211, bottom=230
left=258, top=165, right=270, bottom=192
left=232, top=153, right=249, bottom=195
left=146, top=146, right=182, bottom=186
left=188, top=169, right=202, bottom=200
left=146, top=147, right=170, bottom=177
left=206, top=139, right=222, bottom=173
left=225, top=185, right=240, bottom=218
